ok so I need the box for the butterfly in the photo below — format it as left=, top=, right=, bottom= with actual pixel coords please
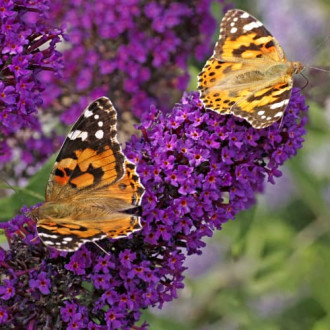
left=29, top=97, right=145, bottom=251
left=198, top=9, right=304, bottom=129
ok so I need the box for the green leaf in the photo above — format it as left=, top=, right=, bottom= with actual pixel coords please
left=310, top=247, right=330, bottom=313
left=288, top=156, right=329, bottom=217
left=0, top=229, right=7, bottom=244
left=312, top=315, right=330, bottom=330
left=0, top=155, right=55, bottom=222
left=139, top=310, right=190, bottom=330
left=230, top=206, right=257, bottom=257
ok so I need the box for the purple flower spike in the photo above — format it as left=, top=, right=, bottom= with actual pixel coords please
left=0, top=89, right=307, bottom=328
left=0, top=0, right=64, bottom=172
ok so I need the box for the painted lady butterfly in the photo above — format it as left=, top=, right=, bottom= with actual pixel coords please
left=29, top=97, right=145, bottom=251
left=198, top=9, right=304, bottom=129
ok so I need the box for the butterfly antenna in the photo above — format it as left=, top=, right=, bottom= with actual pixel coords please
left=306, top=65, right=330, bottom=73
left=303, top=34, right=330, bottom=73
left=313, top=34, right=330, bottom=51
left=93, top=241, right=110, bottom=256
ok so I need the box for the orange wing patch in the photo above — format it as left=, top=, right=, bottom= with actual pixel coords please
left=217, top=34, right=283, bottom=61
left=70, top=172, right=95, bottom=188
left=107, top=160, right=145, bottom=206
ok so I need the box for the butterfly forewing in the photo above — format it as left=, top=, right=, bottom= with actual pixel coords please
left=214, top=9, right=285, bottom=62
left=45, top=97, right=125, bottom=201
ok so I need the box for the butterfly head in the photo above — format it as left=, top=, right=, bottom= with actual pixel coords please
left=291, top=61, right=304, bottom=74
left=26, top=206, right=40, bottom=221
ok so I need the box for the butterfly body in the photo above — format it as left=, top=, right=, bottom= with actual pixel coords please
left=30, top=97, right=145, bottom=251
left=198, top=9, right=304, bottom=129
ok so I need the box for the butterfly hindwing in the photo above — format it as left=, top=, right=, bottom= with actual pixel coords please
left=232, top=77, right=293, bottom=128
left=198, top=57, right=260, bottom=114
left=37, top=213, right=142, bottom=251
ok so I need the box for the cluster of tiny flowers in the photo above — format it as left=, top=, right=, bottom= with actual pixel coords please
left=0, top=90, right=308, bottom=328
left=41, top=0, right=225, bottom=126
left=0, top=0, right=64, bottom=170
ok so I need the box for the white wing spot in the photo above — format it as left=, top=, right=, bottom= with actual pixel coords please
left=233, top=17, right=238, bottom=22
left=261, top=115, right=266, bottom=119
left=43, top=241, right=55, bottom=245
left=230, top=27, right=238, bottom=33
left=230, top=22, right=235, bottom=27
left=270, top=99, right=289, bottom=109
left=266, top=116, right=272, bottom=121
left=257, top=110, right=265, bottom=116
left=84, top=109, right=93, bottom=118
left=274, top=111, right=284, bottom=118
left=94, top=114, right=99, bottom=119
left=95, top=130, right=104, bottom=139
left=240, top=12, right=250, bottom=18
left=68, top=130, right=88, bottom=141
left=243, top=21, right=263, bottom=31
left=98, top=121, right=103, bottom=127
left=38, top=233, right=59, bottom=239
left=64, top=237, right=73, bottom=242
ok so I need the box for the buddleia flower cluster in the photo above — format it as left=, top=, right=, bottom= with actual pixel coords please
left=42, top=0, right=225, bottom=123
left=0, top=89, right=308, bottom=328
left=0, top=0, right=64, bottom=174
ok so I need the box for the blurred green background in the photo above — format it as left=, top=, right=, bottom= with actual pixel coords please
left=148, top=0, right=330, bottom=329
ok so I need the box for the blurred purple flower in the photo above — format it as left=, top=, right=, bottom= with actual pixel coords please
left=0, top=89, right=308, bottom=328
left=263, top=168, right=298, bottom=210
left=41, top=0, right=225, bottom=125
left=185, top=242, right=223, bottom=278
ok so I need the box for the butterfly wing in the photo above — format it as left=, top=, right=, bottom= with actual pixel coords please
left=35, top=97, right=145, bottom=251
left=232, top=78, right=293, bottom=128
left=198, top=57, right=260, bottom=114
left=37, top=212, right=142, bottom=252
left=198, top=9, right=294, bottom=128
left=45, top=97, right=125, bottom=201
left=213, top=9, right=285, bottom=62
